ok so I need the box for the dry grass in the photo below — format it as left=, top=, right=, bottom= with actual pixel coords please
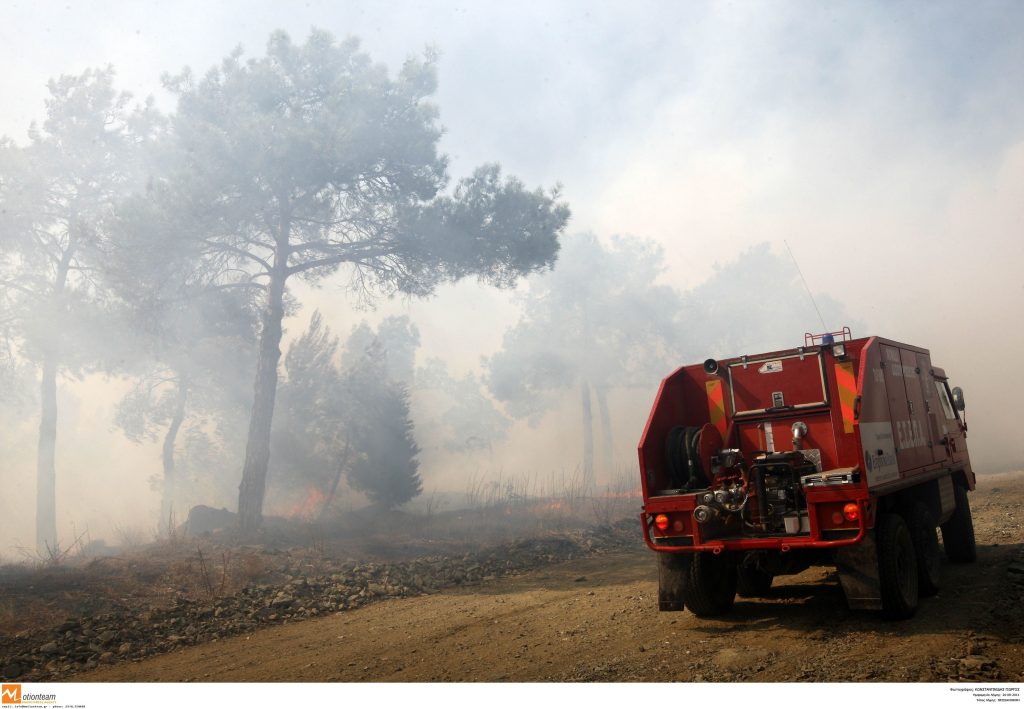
left=417, top=466, right=641, bottom=543
left=160, top=545, right=271, bottom=599
left=0, top=468, right=644, bottom=641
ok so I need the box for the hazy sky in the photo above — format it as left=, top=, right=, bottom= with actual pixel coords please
left=2, top=1, right=1023, bottom=547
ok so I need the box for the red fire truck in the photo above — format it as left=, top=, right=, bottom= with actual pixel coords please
left=638, top=329, right=975, bottom=619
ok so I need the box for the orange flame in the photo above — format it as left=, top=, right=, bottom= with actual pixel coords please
left=288, top=486, right=327, bottom=521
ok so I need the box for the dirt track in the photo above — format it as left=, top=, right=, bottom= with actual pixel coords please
left=78, top=472, right=1024, bottom=683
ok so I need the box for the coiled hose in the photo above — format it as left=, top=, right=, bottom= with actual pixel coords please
left=665, top=425, right=709, bottom=490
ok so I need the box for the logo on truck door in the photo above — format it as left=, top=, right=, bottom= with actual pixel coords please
left=859, top=421, right=899, bottom=485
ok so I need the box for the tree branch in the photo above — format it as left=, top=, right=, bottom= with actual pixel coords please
left=202, top=239, right=273, bottom=272
left=204, top=282, right=268, bottom=293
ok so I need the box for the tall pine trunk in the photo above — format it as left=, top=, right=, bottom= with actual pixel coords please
left=595, top=383, right=614, bottom=485
left=238, top=239, right=288, bottom=535
left=36, top=353, right=58, bottom=554
left=159, top=375, right=189, bottom=534
left=580, top=378, right=594, bottom=491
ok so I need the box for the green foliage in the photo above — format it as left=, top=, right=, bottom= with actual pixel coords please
left=0, top=66, right=161, bottom=371
left=111, top=289, right=257, bottom=442
left=343, top=348, right=422, bottom=508
left=486, top=232, right=681, bottom=420
left=273, top=312, right=422, bottom=510
left=416, top=357, right=511, bottom=453
left=272, top=311, right=346, bottom=496
left=341, top=315, right=420, bottom=385
left=158, top=29, right=568, bottom=298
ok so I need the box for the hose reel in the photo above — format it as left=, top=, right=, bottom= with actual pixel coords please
left=665, top=423, right=721, bottom=490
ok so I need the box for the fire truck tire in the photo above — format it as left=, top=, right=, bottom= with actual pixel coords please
left=876, top=513, right=919, bottom=620
left=941, top=484, right=977, bottom=563
left=736, top=566, right=774, bottom=598
left=908, top=502, right=941, bottom=597
left=657, top=552, right=690, bottom=611
left=683, top=552, right=737, bottom=617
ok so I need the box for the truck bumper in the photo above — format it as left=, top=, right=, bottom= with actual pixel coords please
left=640, top=499, right=869, bottom=554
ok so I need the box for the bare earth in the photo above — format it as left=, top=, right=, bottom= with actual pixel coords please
left=75, top=471, right=1024, bottom=683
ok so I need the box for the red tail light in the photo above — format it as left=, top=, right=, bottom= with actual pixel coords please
left=654, top=514, right=670, bottom=531
left=843, top=503, right=860, bottom=521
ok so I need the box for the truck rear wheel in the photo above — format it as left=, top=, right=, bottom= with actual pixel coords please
left=736, top=565, right=774, bottom=598
left=941, top=484, right=977, bottom=563
left=876, top=513, right=919, bottom=620
left=683, top=552, right=737, bottom=617
left=657, top=552, right=690, bottom=611
left=908, top=502, right=941, bottom=597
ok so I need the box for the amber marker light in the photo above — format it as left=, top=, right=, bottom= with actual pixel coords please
left=654, top=514, right=670, bottom=531
left=843, top=503, right=860, bottom=521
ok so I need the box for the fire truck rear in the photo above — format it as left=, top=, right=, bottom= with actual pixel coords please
left=638, top=329, right=976, bottom=619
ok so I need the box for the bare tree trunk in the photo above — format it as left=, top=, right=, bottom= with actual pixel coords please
left=159, top=375, right=189, bottom=535
left=319, top=436, right=352, bottom=521
left=36, top=352, right=58, bottom=554
left=36, top=245, right=72, bottom=554
left=595, top=383, right=614, bottom=485
left=580, top=378, right=594, bottom=491
left=238, top=247, right=288, bottom=535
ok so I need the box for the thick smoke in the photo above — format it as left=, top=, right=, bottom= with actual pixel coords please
left=1, top=4, right=1021, bottom=556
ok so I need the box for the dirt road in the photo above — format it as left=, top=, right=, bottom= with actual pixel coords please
left=80, top=473, right=1024, bottom=683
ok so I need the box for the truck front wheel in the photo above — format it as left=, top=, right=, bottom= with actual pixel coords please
left=941, top=484, right=977, bottom=563
left=683, top=552, right=737, bottom=617
left=877, top=513, right=919, bottom=620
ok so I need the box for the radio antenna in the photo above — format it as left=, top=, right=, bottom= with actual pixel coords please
left=784, top=240, right=828, bottom=332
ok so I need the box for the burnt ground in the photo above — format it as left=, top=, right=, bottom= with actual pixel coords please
left=3, top=472, right=1023, bottom=683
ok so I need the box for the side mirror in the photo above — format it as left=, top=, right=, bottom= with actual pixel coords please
left=951, top=386, right=966, bottom=411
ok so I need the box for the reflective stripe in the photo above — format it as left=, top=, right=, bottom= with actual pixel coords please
left=835, top=361, right=857, bottom=434
left=705, top=379, right=727, bottom=437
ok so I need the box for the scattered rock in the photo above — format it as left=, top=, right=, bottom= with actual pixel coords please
left=960, top=655, right=996, bottom=673
left=270, top=594, right=294, bottom=608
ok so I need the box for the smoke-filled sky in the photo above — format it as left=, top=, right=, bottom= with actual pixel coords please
left=2, top=0, right=1023, bottom=548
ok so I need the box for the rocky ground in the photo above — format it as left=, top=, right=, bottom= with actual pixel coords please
left=0, top=518, right=639, bottom=681
left=2, top=471, right=1023, bottom=683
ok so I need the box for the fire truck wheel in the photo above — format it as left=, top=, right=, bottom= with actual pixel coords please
left=657, top=552, right=690, bottom=611
left=736, top=565, right=774, bottom=598
left=876, top=513, right=919, bottom=620
left=941, top=484, right=977, bottom=563
left=683, top=552, right=737, bottom=617
left=908, top=502, right=941, bottom=597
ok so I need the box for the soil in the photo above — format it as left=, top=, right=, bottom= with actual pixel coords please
left=70, top=471, right=1024, bottom=683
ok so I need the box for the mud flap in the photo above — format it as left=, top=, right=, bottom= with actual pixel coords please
left=658, top=552, right=692, bottom=611
left=835, top=531, right=883, bottom=610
